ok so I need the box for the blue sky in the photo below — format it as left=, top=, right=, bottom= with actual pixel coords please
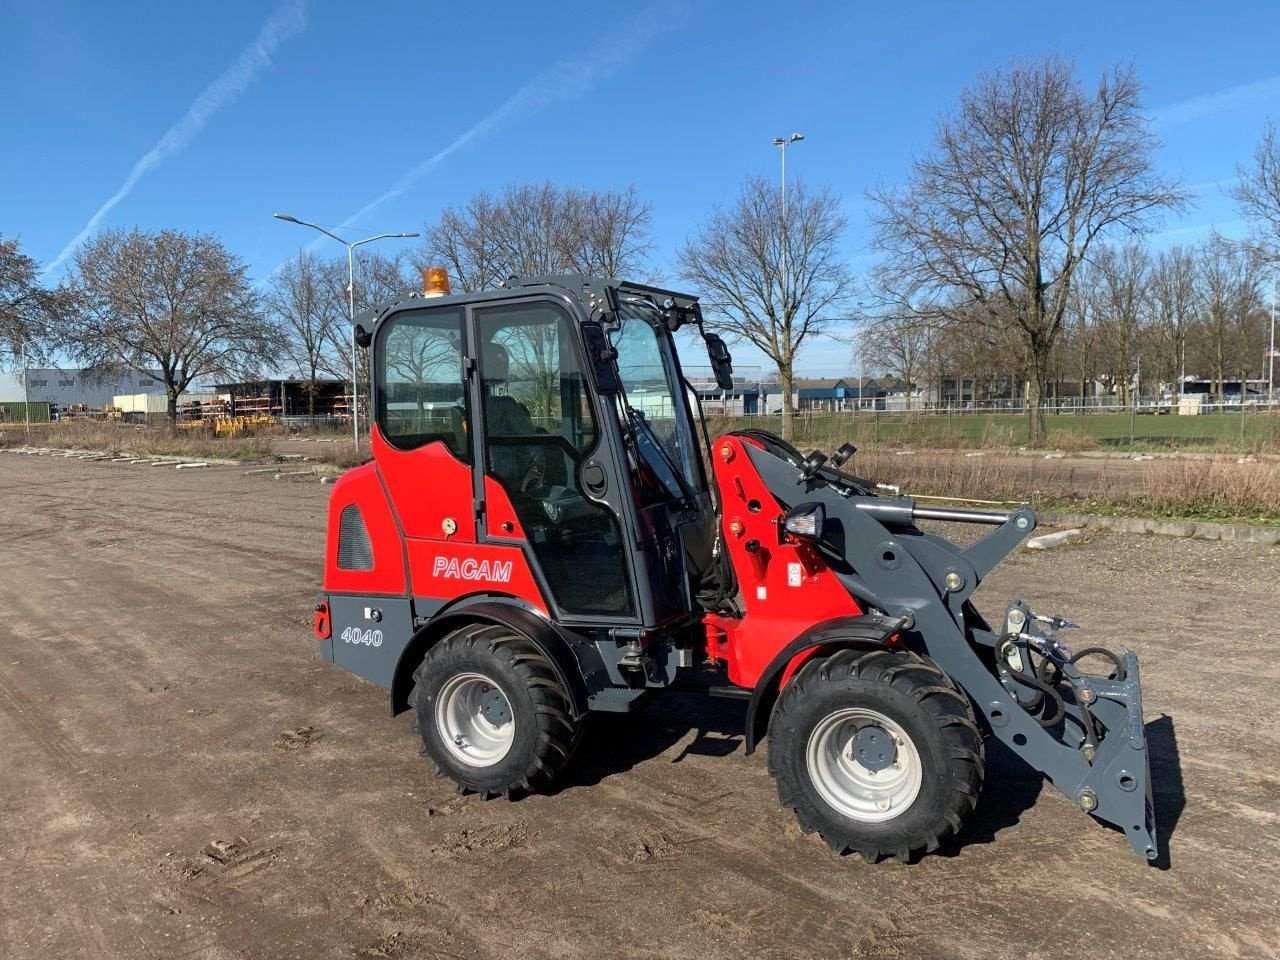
left=3, top=0, right=1278, bottom=376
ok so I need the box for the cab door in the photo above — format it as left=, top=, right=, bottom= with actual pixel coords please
left=471, top=298, right=638, bottom=622
left=373, top=304, right=476, bottom=542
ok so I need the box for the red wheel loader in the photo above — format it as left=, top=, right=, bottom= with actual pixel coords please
left=314, top=271, right=1157, bottom=863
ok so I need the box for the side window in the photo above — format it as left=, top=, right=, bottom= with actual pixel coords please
left=478, top=303, right=596, bottom=462
left=475, top=301, right=632, bottom=618
left=376, top=306, right=469, bottom=461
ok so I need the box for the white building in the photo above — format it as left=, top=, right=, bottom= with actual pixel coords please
left=0, top=368, right=166, bottom=410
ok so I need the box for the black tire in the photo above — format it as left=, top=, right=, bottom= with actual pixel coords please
left=408, top=623, right=581, bottom=799
left=767, top=647, right=984, bottom=863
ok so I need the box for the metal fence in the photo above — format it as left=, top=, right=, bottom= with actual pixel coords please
left=723, top=397, right=1280, bottom=417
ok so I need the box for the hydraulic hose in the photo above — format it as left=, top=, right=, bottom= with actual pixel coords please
left=1068, top=646, right=1126, bottom=681
left=996, top=634, right=1066, bottom=727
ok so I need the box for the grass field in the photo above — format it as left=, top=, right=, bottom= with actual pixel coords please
left=710, top=409, right=1280, bottom=453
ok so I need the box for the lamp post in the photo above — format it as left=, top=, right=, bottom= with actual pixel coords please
left=772, top=133, right=804, bottom=322
left=273, top=213, right=419, bottom=452
left=1269, top=275, right=1276, bottom=407
left=771, top=133, right=805, bottom=217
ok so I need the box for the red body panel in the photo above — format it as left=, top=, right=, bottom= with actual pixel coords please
left=406, top=539, right=546, bottom=613
left=483, top=477, right=527, bottom=540
left=323, top=425, right=546, bottom=612
left=371, top=426, right=476, bottom=542
left=704, top=435, right=863, bottom=688
left=323, top=463, right=407, bottom=596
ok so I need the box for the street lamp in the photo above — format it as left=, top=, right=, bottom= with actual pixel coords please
left=772, top=133, right=805, bottom=319
left=273, top=213, right=419, bottom=452
left=1269, top=275, right=1277, bottom=408
left=771, top=132, right=805, bottom=219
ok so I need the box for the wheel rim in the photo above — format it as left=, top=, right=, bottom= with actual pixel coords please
left=435, top=672, right=515, bottom=767
left=806, top=707, right=922, bottom=823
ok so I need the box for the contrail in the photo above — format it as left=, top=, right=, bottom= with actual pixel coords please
left=270, top=2, right=678, bottom=275
left=338, top=41, right=654, bottom=229
left=42, top=0, right=307, bottom=278
left=1153, top=74, right=1280, bottom=129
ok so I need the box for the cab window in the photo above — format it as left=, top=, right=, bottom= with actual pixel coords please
left=375, top=306, right=469, bottom=461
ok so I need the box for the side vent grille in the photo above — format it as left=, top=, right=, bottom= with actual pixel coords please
left=337, top=505, right=374, bottom=571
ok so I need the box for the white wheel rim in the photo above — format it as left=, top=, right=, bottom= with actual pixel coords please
left=435, top=672, right=515, bottom=767
left=806, top=707, right=922, bottom=823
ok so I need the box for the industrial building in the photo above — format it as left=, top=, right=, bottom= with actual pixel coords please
left=0, top=367, right=166, bottom=413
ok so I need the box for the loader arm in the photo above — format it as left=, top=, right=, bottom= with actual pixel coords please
left=733, top=437, right=1157, bottom=862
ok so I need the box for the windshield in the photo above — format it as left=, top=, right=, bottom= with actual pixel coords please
left=611, top=301, right=705, bottom=499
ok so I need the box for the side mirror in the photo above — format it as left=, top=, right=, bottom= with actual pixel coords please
left=705, top=332, right=734, bottom=390
left=782, top=502, right=825, bottom=540
left=831, top=442, right=856, bottom=467
left=354, top=323, right=373, bottom=349
left=581, top=322, right=620, bottom=395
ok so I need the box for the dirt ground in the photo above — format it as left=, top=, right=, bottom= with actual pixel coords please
left=1, top=455, right=1277, bottom=960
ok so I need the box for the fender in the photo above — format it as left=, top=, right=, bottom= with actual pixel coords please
left=389, top=598, right=590, bottom=720
left=743, top=613, right=907, bottom=755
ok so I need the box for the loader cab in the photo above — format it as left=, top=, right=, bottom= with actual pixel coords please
left=366, top=275, right=719, bottom=632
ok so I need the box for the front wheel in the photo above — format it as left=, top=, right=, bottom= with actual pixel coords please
left=409, top=624, right=581, bottom=798
left=767, top=648, right=984, bottom=862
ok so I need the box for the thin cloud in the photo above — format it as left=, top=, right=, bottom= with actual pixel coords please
left=42, top=0, right=307, bottom=278
left=340, top=45, right=650, bottom=227
left=1152, top=74, right=1280, bottom=129
left=1180, top=176, right=1241, bottom=196
left=272, top=2, right=678, bottom=274
left=1151, top=218, right=1246, bottom=243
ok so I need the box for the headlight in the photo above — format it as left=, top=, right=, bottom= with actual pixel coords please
left=782, top=502, right=825, bottom=540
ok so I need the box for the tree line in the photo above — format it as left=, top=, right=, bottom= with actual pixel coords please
left=3, top=54, right=1280, bottom=440
left=866, top=236, right=1273, bottom=412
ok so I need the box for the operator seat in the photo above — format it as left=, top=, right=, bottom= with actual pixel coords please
left=483, top=341, right=548, bottom=491
left=483, top=342, right=538, bottom=435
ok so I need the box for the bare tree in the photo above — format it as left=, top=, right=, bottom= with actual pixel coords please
left=680, top=176, right=855, bottom=439
left=64, top=229, right=274, bottom=422
left=328, top=249, right=412, bottom=315
left=561, top=185, right=653, bottom=277
left=418, top=182, right=653, bottom=293
left=319, top=250, right=411, bottom=399
left=1231, top=121, right=1280, bottom=259
left=1149, top=246, right=1199, bottom=402
left=422, top=191, right=504, bottom=292
left=1063, top=260, right=1102, bottom=413
left=269, top=250, right=343, bottom=414
left=862, top=313, right=930, bottom=409
left=1093, top=244, right=1151, bottom=405
left=1, top=234, right=72, bottom=363
left=1194, top=235, right=1261, bottom=403
left=868, top=57, right=1184, bottom=445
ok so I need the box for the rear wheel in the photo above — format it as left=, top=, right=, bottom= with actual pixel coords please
left=409, top=624, right=581, bottom=798
left=767, top=647, right=983, bottom=862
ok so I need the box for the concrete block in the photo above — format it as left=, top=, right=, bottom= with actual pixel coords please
left=1026, top=529, right=1084, bottom=550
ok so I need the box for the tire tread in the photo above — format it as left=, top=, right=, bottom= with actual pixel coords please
left=408, top=623, right=581, bottom=798
left=767, top=645, right=984, bottom=863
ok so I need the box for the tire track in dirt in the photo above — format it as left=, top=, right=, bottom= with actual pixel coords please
left=0, top=681, right=167, bottom=960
